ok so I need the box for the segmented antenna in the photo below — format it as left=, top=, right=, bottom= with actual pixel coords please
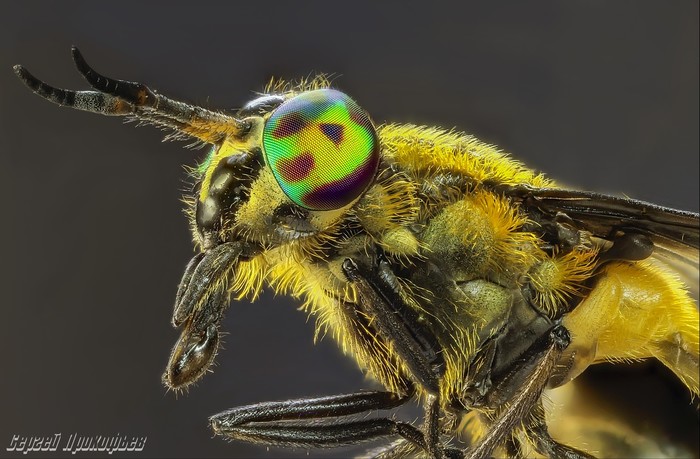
left=14, top=47, right=249, bottom=143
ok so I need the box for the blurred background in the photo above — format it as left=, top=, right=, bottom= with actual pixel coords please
left=1, top=1, right=697, bottom=458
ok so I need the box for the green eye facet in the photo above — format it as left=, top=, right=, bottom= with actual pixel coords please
left=262, top=89, right=380, bottom=211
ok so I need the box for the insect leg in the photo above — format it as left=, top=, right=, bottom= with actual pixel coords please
left=364, top=439, right=464, bottom=459
left=504, top=436, right=524, bottom=459
left=463, top=325, right=571, bottom=459
left=342, top=256, right=460, bottom=458
left=342, top=257, right=445, bottom=394
left=526, top=401, right=595, bottom=459
left=209, top=391, right=429, bottom=448
left=362, top=439, right=421, bottom=459
left=14, top=47, right=249, bottom=143
left=423, top=394, right=448, bottom=458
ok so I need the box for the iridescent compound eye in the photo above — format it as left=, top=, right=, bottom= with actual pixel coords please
left=262, top=89, right=380, bottom=211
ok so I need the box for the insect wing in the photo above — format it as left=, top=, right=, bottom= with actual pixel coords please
left=513, top=186, right=699, bottom=298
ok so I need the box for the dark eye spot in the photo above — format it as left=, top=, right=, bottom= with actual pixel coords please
left=319, top=123, right=344, bottom=146
left=276, top=152, right=315, bottom=182
left=272, top=112, right=306, bottom=138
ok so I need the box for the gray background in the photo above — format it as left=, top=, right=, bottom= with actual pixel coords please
left=1, top=1, right=698, bottom=458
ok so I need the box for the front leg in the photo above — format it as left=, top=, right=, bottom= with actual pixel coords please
left=210, top=251, right=459, bottom=458
left=209, top=390, right=429, bottom=449
left=342, top=254, right=451, bottom=458
left=341, top=256, right=445, bottom=395
left=210, top=389, right=464, bottom=459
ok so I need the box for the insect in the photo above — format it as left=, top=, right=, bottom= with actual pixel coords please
left=14, top=48, right=699, bottom=459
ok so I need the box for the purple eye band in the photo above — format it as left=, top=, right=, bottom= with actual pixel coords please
left=302, top=153, right=379, bottom=210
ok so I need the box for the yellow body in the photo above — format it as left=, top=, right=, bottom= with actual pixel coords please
left=193, top=105, right=699, bottom=448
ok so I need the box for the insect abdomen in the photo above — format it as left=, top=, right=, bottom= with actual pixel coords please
left=560, top=259, right=699, bottom=395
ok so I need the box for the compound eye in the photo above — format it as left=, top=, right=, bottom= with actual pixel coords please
left=262, top=89, right=380, bottom=211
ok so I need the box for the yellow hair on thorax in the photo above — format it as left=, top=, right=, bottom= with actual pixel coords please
left=529, top=248, right=599, bottom=317
left=353, top=174, right=423, bottom=259
left=378, top=124, right=554, bottom=188
left=470, top=190, right=541, bottom=274
left=263, top=248, right=411, bottom=393
left=424, top=190, right=541, bottom=279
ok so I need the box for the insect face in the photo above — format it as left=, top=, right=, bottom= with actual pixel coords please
left=168, top=88, right=381, bottom=389
left=195, top=88, right=379, bottom=249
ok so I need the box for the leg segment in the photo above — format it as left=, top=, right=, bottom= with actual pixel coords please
left=209, top=390, right=429, bottom=449
left=363, top=439, right=420, bottom=459
left=419, top=395, right=465, bottom=459
left=342, top=256, right=445, bottom=394
left=211, top=390, right=466, bottom=458
left=423, top=395, right=443, bottom=458
left=463, top=325, right=571, bottom=459
left=528, top=403, right=595, bottom=459
left=342, top=255, right=467, bottom=458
